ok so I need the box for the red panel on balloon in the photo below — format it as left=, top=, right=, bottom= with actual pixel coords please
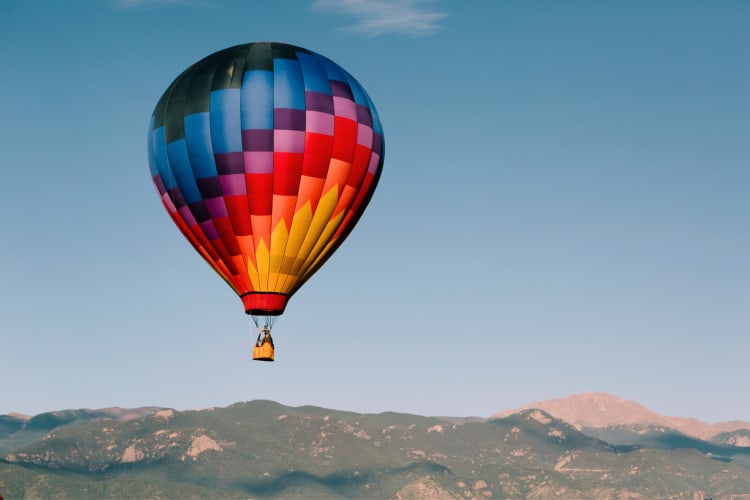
left=246, top=174, right=273, bottom=216
left=331, top=117, right=357, bottom=161
left=272, top=152, right=304, bottom=196
left=302, top=133, right=334, bottom=178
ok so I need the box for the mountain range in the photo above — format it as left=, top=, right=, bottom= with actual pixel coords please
left=493, top=392, right=750, bottom=443
left=2, top=393, right=750, bottom=498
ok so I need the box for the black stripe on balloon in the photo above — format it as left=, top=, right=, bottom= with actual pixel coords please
left=210, top=45, right=247, bottom=91
left=183, top=61, right=213, bottom=117
left=163, top=70, right=193, bottom=144
left=271, top=42, right=306, bottom=60
left=151, top=81, right=174, bottom=130
left=162, top=46, right=250, bottom=144
left=246, top=42, right=273, bottom=71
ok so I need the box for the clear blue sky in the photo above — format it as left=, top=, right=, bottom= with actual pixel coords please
left=1, top=0, right=748, bottom=423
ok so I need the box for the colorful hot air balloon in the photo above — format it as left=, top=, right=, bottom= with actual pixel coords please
left=147, top=42, right=384, bottom=359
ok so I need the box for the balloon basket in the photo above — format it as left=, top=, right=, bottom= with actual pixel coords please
left=252, top=330, right=275, bottom=362
left=252, top=343, right=274, bottom=362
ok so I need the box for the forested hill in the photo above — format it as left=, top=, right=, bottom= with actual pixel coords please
left=2, top=400, right=750, bottom=498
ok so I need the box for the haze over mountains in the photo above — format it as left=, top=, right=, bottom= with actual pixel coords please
left=2, top=392, right=750, bottom=498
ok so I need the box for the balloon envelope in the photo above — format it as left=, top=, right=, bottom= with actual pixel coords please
left=148, top=42, right=384, bottom=316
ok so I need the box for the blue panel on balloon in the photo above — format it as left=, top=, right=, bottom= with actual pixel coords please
left=273, top=58, right=305, bottom=110
left=241, top=70, right=273, bottom=130
left=147, top=118, right=161, bottom=177
left=318, top=56, right=347, bottom=84
left=344, top=74, right=369, bottom=107
left=151, top=126, right=177, bottom=191
left=167, top=139, right=203, bottom=204
left=297, top=53, right=332, bottom=95
left=184, top=112, right=218, bottom=179
left=210, top=89, right=242, bottom=153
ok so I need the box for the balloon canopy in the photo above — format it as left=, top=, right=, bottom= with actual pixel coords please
left=148, top=42, right=384, bottom=318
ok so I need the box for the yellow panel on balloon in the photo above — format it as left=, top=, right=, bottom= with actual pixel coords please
left=291, top=187, right=339, bottom=275
left=268, top=220, right=290, bottom=290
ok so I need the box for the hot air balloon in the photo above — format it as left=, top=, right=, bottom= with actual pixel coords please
left=147, top=42, right=384, bottom=361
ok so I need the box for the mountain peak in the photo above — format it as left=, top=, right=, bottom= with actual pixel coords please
left=494, top=392, right=660, bottom=429
left=6, top=413, right=30, bottom=420
left=494, top=392, right=750, bottom=441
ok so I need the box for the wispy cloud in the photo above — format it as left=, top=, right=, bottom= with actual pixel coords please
left=313, top=0, right=447, bottom=36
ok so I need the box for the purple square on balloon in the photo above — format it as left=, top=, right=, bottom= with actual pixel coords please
left=205, top=197, right=229, bottom=218
left=242, top=129, right=274, bottom=151
left=215, top=152, right=245, bottom=175
left=220, top=174, right=247, bottom=195
left=244, top=151, right=273, bottom=174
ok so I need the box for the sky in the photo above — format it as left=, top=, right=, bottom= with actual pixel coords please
left=0, top=0, right=748, bottom=423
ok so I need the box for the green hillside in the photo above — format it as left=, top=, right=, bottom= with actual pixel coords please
left=2, top=401, right=749, bottom=498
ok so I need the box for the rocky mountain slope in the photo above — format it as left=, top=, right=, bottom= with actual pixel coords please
left=2, top=399, right=750, bottom=498
left=494, top=392, right=750, bottom=441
